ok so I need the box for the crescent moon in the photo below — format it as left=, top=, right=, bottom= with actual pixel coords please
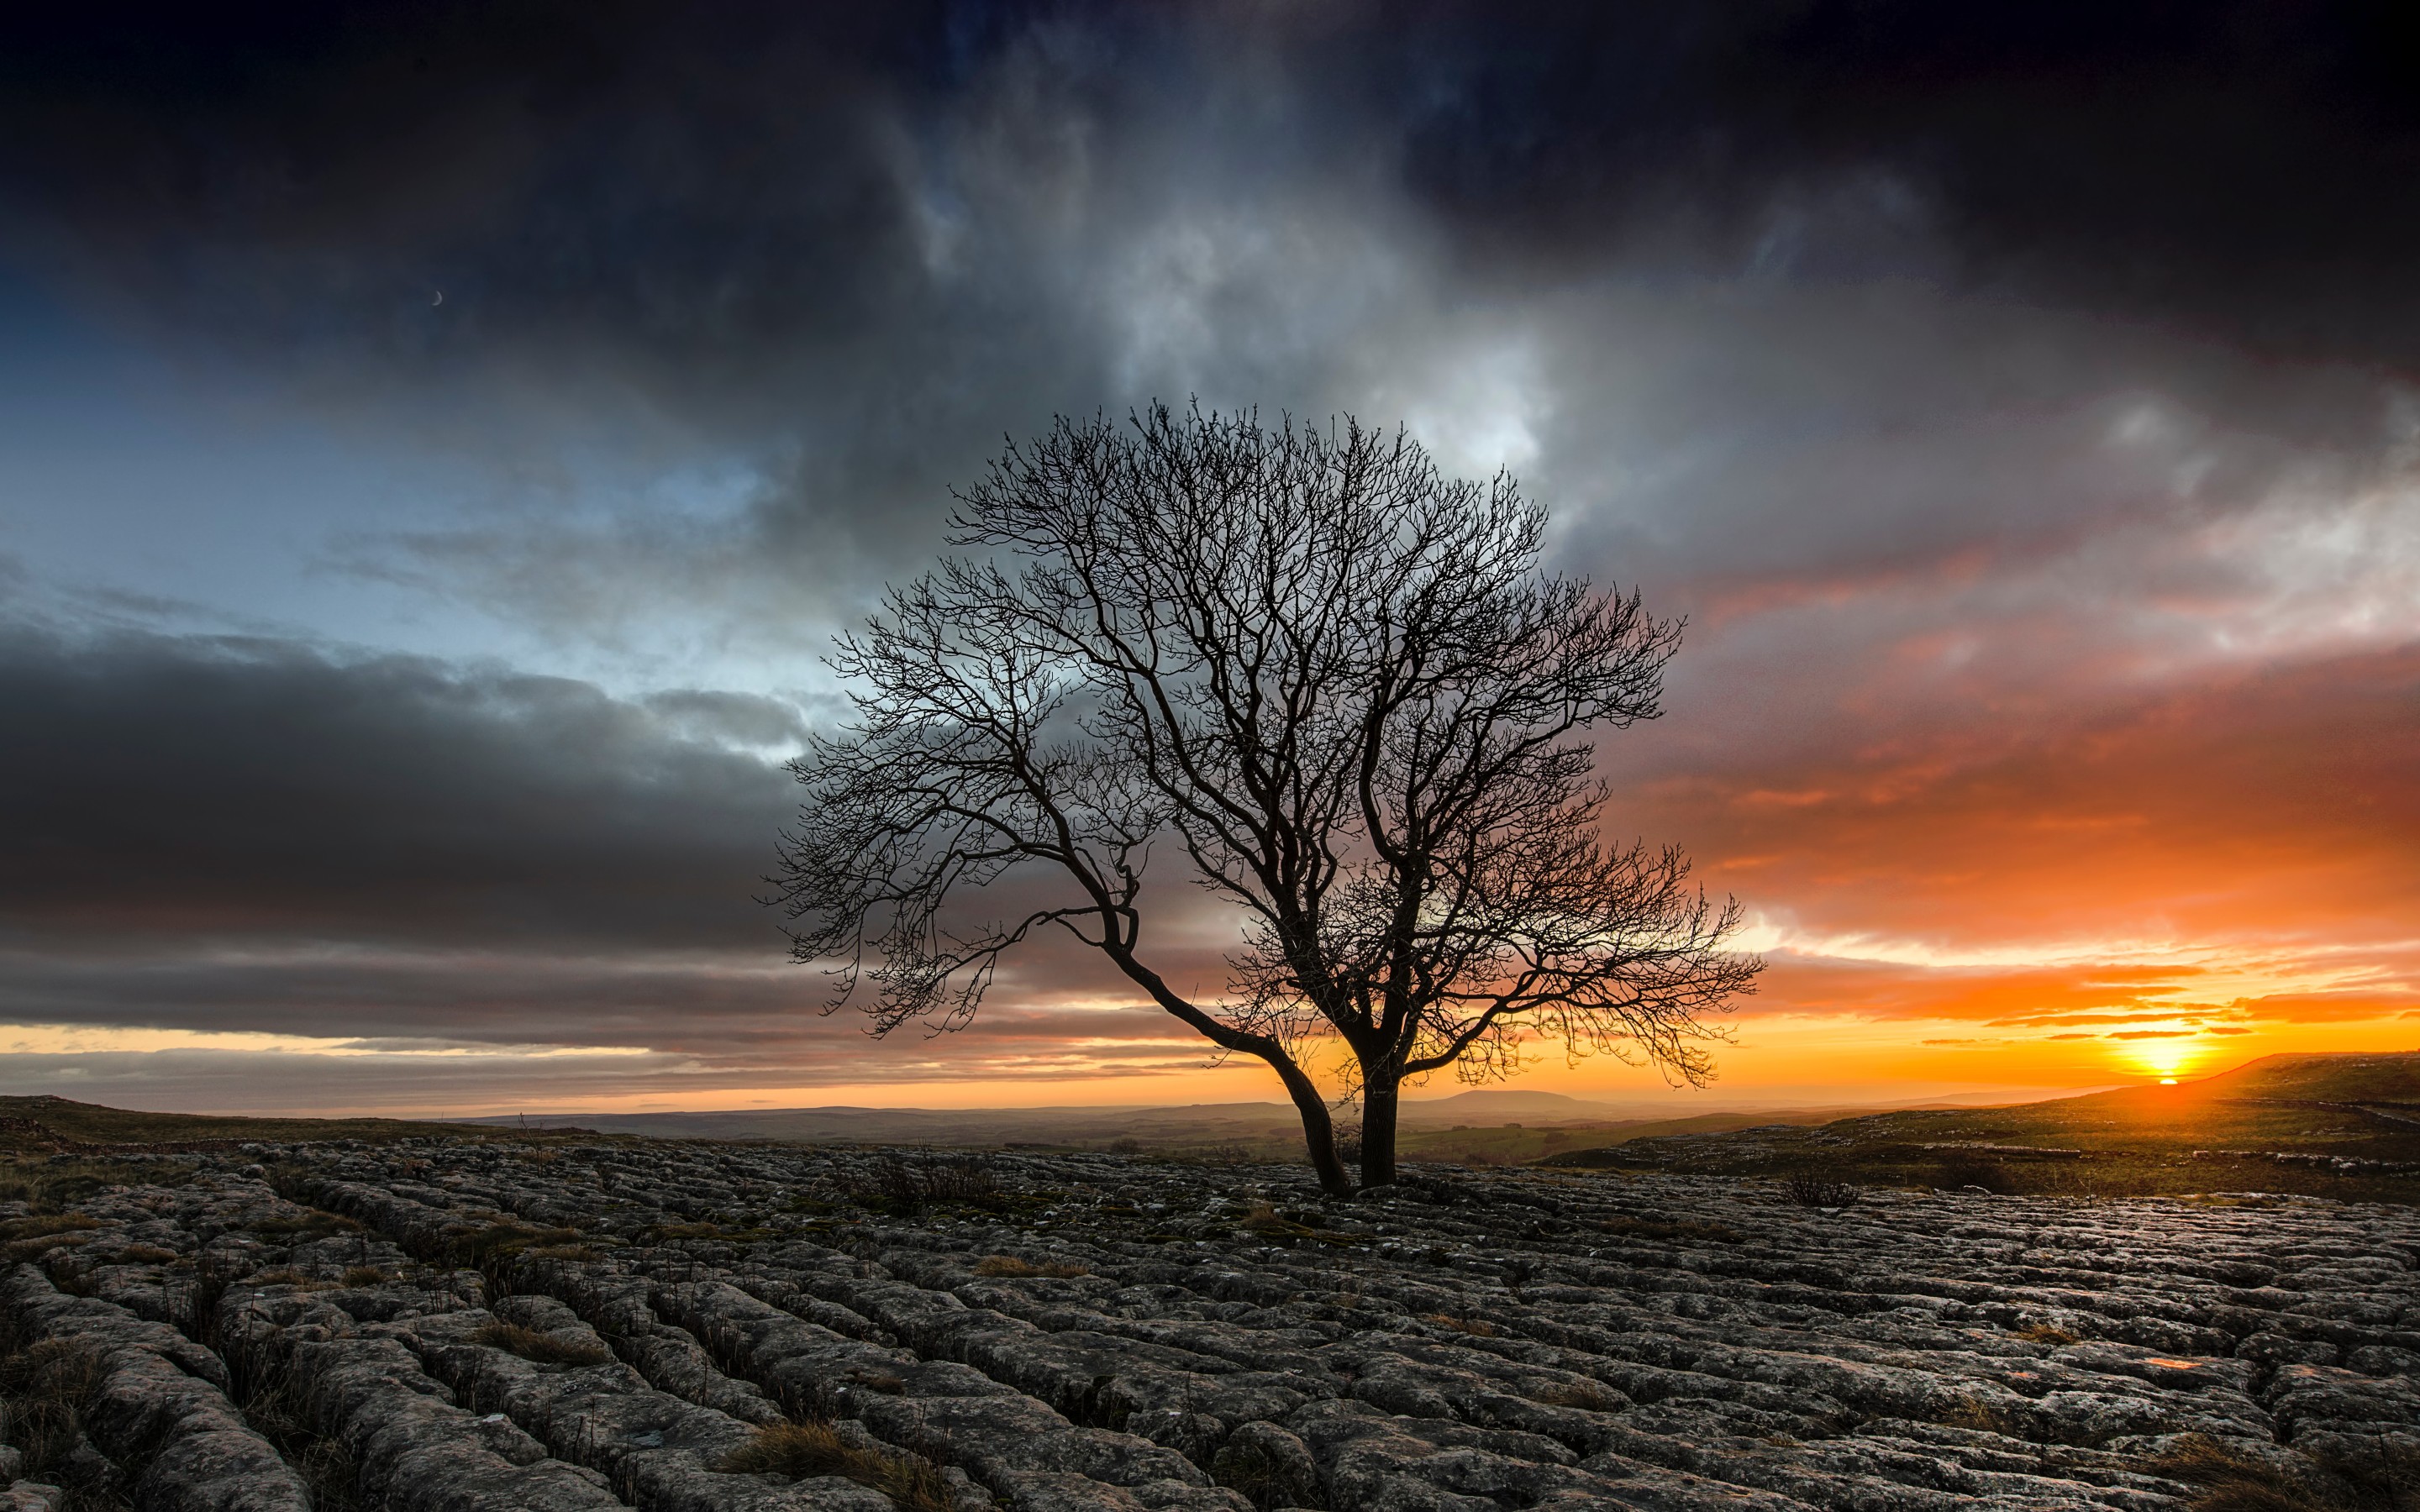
left=431, top=290, right=444, bottom=307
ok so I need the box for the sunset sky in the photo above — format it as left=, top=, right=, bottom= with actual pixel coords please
left=0, top=3, right=2413, bottom=1118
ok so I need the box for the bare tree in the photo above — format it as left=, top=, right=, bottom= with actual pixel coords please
left=773, top=404, right=1760, bottom=1194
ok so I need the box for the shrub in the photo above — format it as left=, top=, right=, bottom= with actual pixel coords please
left=850, top=1155, right=929, bottom=1215
left=1781, top=1174, right=1861, bottom=1209
left=923, top=1154, right=1004, bottom=1210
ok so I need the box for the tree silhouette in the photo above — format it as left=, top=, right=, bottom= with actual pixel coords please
left=774, top=404, right=1760, bottom=1194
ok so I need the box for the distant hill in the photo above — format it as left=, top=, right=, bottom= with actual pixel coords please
left=1402, top=1089, right=1641, bottom=1122
left=14, top=1050, right=2413, bottom=1200
left=0, top=1095, right=500, bottom=1156
left=1551, top=1050, right=2420, bottom=1203
left=470, top=1095, right=1986, bottom=1165
left=2161, top=1050, right=2417, bottom=1105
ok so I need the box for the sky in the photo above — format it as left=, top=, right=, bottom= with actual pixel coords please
left=0, top=1, right=2414, bottom=1119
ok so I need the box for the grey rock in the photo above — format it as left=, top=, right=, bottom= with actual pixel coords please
left=19, top=1137, right=2420, bottom=1512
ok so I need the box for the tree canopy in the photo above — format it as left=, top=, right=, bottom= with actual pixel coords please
left=775, top=404, right=1760, bottom=1192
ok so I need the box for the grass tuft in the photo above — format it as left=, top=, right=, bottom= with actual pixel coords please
left=1532, top=1378, right=1623, bottom=1410
left=1942, top=1394, right=2020, bottom=1436
left=2149, top=1432, right=2420, bottom=1512
left=471, top=1320, right=613, bottom=1368
left=2013, top=1321, right=2082, bottom=1345
left=716, top=1420, right=955, bottom=1512
left=973, top=1254, right=1089, bottom=1278
left=2152, top=1436, right=2333, bottom=1512
left=0, top=1335, right=129, bottom=1509
left=235, top=1357, right=364, bottom=1511
left=1420, top=1312, right=1498, bottom=1337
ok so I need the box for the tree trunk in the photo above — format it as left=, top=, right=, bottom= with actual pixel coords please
left=1360, top=1074, right=1400, bottom=1189
left=1266, top=1053, right=1354, bottom=1197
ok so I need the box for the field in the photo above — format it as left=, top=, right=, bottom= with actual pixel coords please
left=3, top=1062, right=2420, bottom=1511
left=5, top=1138, right=2419, bottom=1512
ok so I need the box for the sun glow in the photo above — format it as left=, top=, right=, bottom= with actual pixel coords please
left=2118, top=1034, right=2204, bottom=1082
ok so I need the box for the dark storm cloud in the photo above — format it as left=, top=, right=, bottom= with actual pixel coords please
left=1378, top=2, right=2420, bottom=364
left=0, top=622, right=792, bottom=951
left=10, top=2, right=2420, bottom=378
left=6, top=1, right=2413, bottom=637
left=0, top=620, right=1247, bottom=1046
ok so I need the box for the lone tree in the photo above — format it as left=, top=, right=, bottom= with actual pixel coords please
left=775, top=405, right=1760, bottom=1194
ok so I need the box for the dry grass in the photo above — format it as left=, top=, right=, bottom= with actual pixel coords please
left=972, top=1254, right=1090, bottom=1278
left=2152, top=1436, right=2334, bottom=1512
left=2, top=1231, right=96, bottom=1264
left=2150, top=1432, right=2420, bottom=1512
left=1531, top=1378, right=1623, bottom=1410
left=716, top=1420, right=955, bottom=1512
left=235, top=1360, right=364, bottom=1512
left=1238, top=1202, right=1316, bottom=1238
left=1, top=1215, right=104, bottom=1242
left=471, top=1321, right=613, bottom=1368
left=2013, top=1322, right=2082, bottom=1345
left=453, top=1222, right=583, bottom=1266
left=1420, top=1313, right=1499, bottom=1337
left=0, top=1336, right=129, bottom=1509
left=340, top=1266, right=390, bottom=1287
left=1, top=1336, right=102, bottom=1463
left=1943, top=1394, right=2019, bottom=1435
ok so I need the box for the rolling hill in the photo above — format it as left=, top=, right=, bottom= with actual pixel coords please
left=1554, top=1050, right=2420, bottom=1201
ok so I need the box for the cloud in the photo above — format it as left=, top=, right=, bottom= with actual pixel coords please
left=0, top=621, right=793, bottom=953
left=21, top=3, right=2420, bottom=381
left=0, top=619, right=1260, bottom=1060
left=8, top=3, right=2420, bottom=643
left=0, top=3, right=2415, bottom=1107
